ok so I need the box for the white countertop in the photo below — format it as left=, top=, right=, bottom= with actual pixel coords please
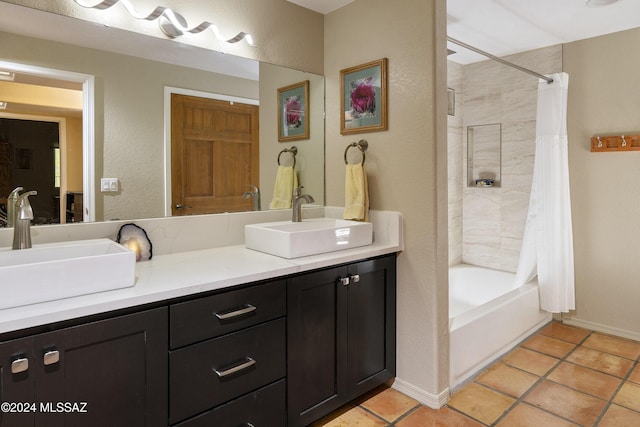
left=0, top=210, right=402, bottom=334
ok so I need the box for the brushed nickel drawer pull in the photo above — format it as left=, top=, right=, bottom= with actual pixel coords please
left=11, top=357, right=28, bottom=374
left=213, top=357, right=256, bottom=378
left=214, top=304, right=257, bottom=320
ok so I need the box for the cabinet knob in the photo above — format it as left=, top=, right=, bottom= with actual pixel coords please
left=351, top=274, right=360, bottom=283
left=43, top=350, right=60, bottom=366
left=339, top=276, right=350, bottom=286
left=11, top=357, right=29, bottom=374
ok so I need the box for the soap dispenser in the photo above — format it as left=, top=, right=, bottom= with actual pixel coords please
left=7, top=187, right=23, bottom=227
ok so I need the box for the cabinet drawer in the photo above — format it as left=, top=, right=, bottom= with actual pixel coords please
left=174, top=379, right=285, bottom=427
left=169, top=318, right=286, bottom=424
left=170, top=280, right=285, bottom=349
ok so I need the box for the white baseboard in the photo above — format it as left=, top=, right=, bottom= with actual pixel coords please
left=562, top=317, right=640, bottom=342
left=391, top=378, right=449, bottom=409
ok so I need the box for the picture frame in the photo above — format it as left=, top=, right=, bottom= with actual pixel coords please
left=340, top=58, right=388, bottom=135
left=278, top=80, right=309, bottom=142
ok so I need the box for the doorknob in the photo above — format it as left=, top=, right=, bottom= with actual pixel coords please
left=175, top=204, right=192, bottom=209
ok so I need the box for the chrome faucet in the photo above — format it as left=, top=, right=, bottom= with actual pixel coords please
left=12, top=191, right=37, bottom=250
left=7, top=187, right=23, bottom=227
left=242, top=185, right=261, bottom=211
left=292, top=186, right=314, bottom=222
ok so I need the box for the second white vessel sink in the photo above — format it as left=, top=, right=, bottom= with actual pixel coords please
left=245, top=218, right=373, bottom=258
left=0, top=238, right=136, bottom=310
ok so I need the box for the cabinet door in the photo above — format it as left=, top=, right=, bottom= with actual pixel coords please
left=346, top=255, right=397, bottom=399
left=287, top=265, right=349, bottom=427
left=0, top=337, right=35, bottom=427
left=33, top=307, right=168, bottom=427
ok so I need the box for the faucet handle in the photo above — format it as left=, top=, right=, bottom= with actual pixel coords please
left=16, top=191, right=37, bottom=220
left=293, top=186, right=303, bottom=197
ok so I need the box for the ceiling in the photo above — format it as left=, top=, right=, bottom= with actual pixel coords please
left=448, top=0, right=640, bottom=64
left=287, top=0, right=640, bottom=65
left=286, top=0, right=354, bottom=15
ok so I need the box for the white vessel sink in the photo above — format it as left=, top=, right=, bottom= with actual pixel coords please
left=245, top=218, right=373, bottom=259
left=0, top=238, right=136, bottom=310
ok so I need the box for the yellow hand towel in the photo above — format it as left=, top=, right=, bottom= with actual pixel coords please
left=344, top=163, right=369, bottom=222
left=270, top=165, right=298, bottom=209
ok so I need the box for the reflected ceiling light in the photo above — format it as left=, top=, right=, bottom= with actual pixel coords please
left=72, top=0, right=255, bottom=46
left=586, top=0, right=621, bottom=7
left=0, top=70, right=15, bottom=81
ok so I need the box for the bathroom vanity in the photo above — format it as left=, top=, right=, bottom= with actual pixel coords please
left=0, top=210, right=402, bottom=427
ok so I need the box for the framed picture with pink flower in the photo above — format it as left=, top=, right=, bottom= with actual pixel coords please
left=277, top=80, right=310, bottom=142
left=340, top=58, right=388, bottom=135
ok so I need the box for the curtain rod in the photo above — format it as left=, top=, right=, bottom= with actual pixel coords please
left=447, top=36, right=554, bottom=84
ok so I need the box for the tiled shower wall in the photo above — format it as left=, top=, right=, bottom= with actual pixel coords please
left=448, top=45, right=562, bottom=271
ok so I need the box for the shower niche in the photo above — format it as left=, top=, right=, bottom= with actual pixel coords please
left=467, top=123, right=501, bottom=188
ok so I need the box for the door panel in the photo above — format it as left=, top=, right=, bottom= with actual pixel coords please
left=172, top=94, right=259, bottom=215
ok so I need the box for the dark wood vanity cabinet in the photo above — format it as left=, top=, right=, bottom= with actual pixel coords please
left=169, top=280, right=287, bottom=426
left=0, top=253, right=396, bottom=427
left=0, top=307, right=168, bottom=427
left=287, top=254, right=397, bottom=427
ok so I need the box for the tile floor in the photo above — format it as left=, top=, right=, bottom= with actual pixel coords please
left=312, top=321, right=640, bottom=426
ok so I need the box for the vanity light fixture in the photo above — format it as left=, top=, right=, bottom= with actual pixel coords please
left=0, top=70, right=15, bottom=81
left=0, top=102, right=7, bottom=110
left=72, top=0, right=255, bottom=46
left=586, top=0, right=621, bottom=7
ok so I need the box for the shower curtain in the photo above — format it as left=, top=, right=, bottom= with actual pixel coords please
left=515, top=72, right=575, bottom=313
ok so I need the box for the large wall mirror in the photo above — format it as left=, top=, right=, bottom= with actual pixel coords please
left=0, top=2, right=324, bottom=225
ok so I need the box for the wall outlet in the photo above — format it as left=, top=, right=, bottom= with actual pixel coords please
left=101, top=178, right=119, bottom=192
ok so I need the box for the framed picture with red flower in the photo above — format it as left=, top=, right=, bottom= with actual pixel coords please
left=277, top=80, right=310, bottom=142
left=340, top=58, right=388, bottom=135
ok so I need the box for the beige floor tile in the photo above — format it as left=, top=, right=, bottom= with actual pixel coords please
left=613, top=382, right=640, bottom=413
left=360, top=387, right=419, bottom=423
left=396, top=406, right=484, bottom=427
left=599, top=404, right=640, bottom=427
left=628, top=364, right=640, bottom=384
left=522, top=334, right=576, bottom=358
left=448, top=382, right=515, bottom=425
left=524, top=380, right=607, bottom=426
left=475, top=363, right=539, bottom=398
left=310, top=406, right=387, bottom=427
left=502, top=347, right=559, bottom=376
left=566, top=346, right=634, bottom=378
left=540, top=322, right=590, bottom=344
left=547, top=361, right=622, bottom=400
left=495, top=403, right=579, bottom=427
left=582, top=333, right=640, bottom=360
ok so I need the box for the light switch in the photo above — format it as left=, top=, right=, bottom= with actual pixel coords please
left=101, top=178, right=118, bottom=192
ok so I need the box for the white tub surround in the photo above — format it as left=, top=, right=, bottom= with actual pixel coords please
left=0, top=208, right=403, bottom=334
left=449, top=264, right=551, bottom=389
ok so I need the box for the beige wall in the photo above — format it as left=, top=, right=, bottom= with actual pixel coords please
left=564, top=27, right=640, bottom=339
left=325, top=0, right=450, bottom=401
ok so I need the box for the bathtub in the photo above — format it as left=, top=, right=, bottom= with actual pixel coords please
left=449, top=264, right=551, bottom=389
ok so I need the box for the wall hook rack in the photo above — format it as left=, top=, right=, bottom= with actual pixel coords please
left=590, top=134, right=640, bottom=152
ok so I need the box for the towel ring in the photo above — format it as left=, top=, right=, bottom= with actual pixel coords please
left=344, top=139, right=368, bottom=165
left=277, top=146, right=297, bottom=168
